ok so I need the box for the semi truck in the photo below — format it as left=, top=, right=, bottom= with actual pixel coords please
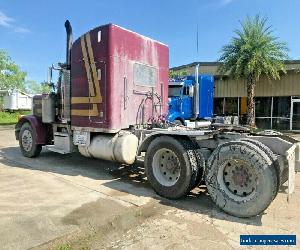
left=168, top=70, right=214, bottom=127
left=15, top=20, right=299, bottom=218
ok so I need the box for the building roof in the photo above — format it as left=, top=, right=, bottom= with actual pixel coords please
left=171, top=60, right=300, bottom=77
left=0, top=89, right=32, bottom=98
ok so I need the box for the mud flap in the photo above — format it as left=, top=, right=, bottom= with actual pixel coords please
left=295, top=143, right=300, bottom=172
left=285, top=143, right=300, bottom=201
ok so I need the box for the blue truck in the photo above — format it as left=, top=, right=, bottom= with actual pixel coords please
left=168, top=67, right=214, bottom=126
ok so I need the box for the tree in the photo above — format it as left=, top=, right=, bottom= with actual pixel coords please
left=26, top=80, right=51, bottom=94
left=0, top=50, right=27, bottom=91
left=40, top=81, right=52, bottom=94
left=169, top=70, right=188, bottom=79
left=218, top=15, right=288, bottom=127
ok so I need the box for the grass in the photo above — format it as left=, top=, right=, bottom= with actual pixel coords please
left=0, top=111, right=31, bottom=125
left=56, top=243, right=71, bottom=250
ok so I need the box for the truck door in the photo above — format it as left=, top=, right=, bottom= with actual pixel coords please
left=181, top=85, right=193, bottom=119
left=71, top=31, right=107, bottom=129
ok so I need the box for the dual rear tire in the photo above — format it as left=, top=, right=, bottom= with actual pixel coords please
left=205, top=140, right=278, bottom=218
left=145, top=136, right=279, bottom=218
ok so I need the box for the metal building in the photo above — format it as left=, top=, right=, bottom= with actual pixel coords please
left=171, top=60, right=300, bottom=130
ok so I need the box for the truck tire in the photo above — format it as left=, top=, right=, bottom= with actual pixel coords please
left=241, top=138, right=287, bottom=190
left=192, top=149, right=205, bottom=188
left=173, top=119, right=183, bottom=126
left=205, top=140, right=278, bottom=218
left=144, top=136, right=199, bottom=199
left=19, top=123, right=42, bottom=158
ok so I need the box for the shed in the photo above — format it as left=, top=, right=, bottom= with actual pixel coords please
left=0, top=89, right=32, bottom=111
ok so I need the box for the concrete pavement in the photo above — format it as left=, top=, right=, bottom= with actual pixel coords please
left=0, top=128, right=299, bottom=249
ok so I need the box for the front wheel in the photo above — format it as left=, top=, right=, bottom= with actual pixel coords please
left=144, top=136, right=199, bottom=199
left=19, top=123, right=42, bottom=158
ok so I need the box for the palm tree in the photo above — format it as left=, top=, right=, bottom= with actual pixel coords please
left=218, top=15, right=288, bottom=127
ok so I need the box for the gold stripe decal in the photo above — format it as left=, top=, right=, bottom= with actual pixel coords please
left=81, top=35, right=95, bottom=97
left=71, top=32, right=103, bottom=116
left=86, top=33, right=102, bottom=103
left=72, top=104, right=102, bottom=117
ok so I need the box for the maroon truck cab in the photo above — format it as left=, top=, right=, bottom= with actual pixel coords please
left=71, top=24, right=169, bottom=132
left=16, top=22, right=169, bottom=145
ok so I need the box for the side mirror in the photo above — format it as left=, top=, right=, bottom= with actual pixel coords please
left=189, top=86, right=194, bottom=97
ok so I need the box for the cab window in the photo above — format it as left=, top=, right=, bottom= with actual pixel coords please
left=183, top=86, right=189, bottom=96
left=168, top=86, right=181, bottom=97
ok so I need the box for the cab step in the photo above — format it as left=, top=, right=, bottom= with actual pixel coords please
left=47, top=145, right=71, bottom=154
left=47, top=132, right=75, bottom=154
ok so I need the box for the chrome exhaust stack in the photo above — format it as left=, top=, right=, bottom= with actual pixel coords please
left=192, top=64, right=200, bottom=119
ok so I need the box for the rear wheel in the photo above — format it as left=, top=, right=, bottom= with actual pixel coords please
left=192, top=149, right=205, bottom=189
left=241, top=138, right=286, bottom=190
left=145, top=136, right=199, bottom=199
left=205, top=141, right=278, bottom=218
left=19, top=123, right=42, bottom=158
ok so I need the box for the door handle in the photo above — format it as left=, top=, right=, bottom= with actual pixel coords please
left=124, top=77, right=128, bottom=109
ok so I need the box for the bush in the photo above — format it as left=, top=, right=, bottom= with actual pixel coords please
left=0, top=111, right=31, bottom=125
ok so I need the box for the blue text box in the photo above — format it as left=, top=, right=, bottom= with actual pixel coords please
left=240, top=235, right=296, bottom=245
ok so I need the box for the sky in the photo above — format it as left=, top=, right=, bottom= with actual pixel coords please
left=0, top=0, right=300, bottom=83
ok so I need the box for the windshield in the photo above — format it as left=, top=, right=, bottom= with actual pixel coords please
left=168, top=86, right=182, bottom=97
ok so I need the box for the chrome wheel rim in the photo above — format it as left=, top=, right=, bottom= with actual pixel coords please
left=21, top=130, right=33, bottom=152
left=152, top=148, right=181, bottom=187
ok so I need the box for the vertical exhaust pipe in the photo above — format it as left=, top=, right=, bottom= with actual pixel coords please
left=64, top=20, right=73, bottom=68
left=193, top=64, right=200, bottom=119
left=62, top=20, right=72, bottom=122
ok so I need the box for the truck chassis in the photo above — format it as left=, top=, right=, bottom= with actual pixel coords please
left=15, top=120, right=300, bottom=218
